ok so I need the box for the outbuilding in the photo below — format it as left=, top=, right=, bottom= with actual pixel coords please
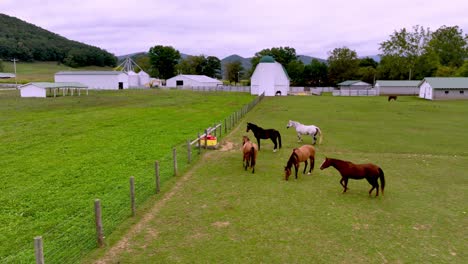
left=419, top=77, right=468, bottom=100
left=19, top=82, right=88, bottom=98
left=375, top=80, right=421, bottom=95
left=250, top=56, right=290, bottom=96
left=337, top=80, right=372, bottom=90
left=55, top=71, right=129, bottom=90
left=166, top=74, right=222, bottom=88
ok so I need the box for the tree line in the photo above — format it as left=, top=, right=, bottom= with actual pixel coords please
left=0, top=14, right=117, bottom=68
left=142, top=24, right=468, bottom=86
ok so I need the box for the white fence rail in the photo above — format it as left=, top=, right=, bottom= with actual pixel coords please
left=333, top=89, right=378, bottom=96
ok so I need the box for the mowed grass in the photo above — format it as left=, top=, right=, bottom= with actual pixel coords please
left=1, top=61, right=114, bottom=83
left=0, top=89, right=255, bottom=262
left=107, top=95, right=468, bottom=263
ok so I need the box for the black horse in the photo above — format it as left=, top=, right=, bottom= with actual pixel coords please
left=246, top=122, right=282, bottom=152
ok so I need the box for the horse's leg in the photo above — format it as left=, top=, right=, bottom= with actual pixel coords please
left=256, top=137, right=261, bottom=151
left=313, top=130, right=318, bottom=144
left=270, top=137, right=277, bottom=152
left=308, top=157, right=314, bottom=174
left=340, top=178, right=346, bottom=192
left=366, top=178, right=379, bottom=197
left=294, top=164, right=299, bottom=179
left=303, top=160, right=308, bottom=174
left=342, top=178, right=349, bottom=193
left=297, top=132, right=302, bottom=142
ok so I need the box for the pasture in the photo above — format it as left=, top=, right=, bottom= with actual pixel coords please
left=0, top=89, right=255, bottom=262
left=97, top=95, right=467, bottom=263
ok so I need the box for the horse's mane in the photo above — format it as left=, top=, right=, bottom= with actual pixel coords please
left=286, top=149, right=299, bottom=168
left=329, top=158, right=352, bottom=168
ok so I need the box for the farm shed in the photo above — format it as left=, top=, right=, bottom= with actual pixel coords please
left=337, top=80, right=372, bottom=90
left=0, top=72, right=15, bottom=78
left=166, top=75, right=222, bottom=88
left=250, top=56, right=290, bottom=96
left=375, top=80, right=421, bottom=95
left=19, top=82, right=88, bottom=98
left=55, top=71, right=129, bottom=90
left=419, top=77, right=468, bottom=100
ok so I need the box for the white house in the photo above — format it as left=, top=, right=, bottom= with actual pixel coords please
left=166, top=74, right=222, bottom=87
left=20, top=82, right=88, bottom=98
left=419, top=77, right=468, bottom=100
left=375, top=80, right=421, bottom=95
left=250, top=56, right=290, bottom=96
left=55, top=71, right=129, bottom=90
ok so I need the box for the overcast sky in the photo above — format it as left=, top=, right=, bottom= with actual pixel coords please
left=2, top=0, right=468, bottom=59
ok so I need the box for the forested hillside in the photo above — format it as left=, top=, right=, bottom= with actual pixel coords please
left=0, top=14, right=116, bottom=67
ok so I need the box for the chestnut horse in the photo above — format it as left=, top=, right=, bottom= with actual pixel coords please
left=242, top=136, right=258, bottom=173
left=320, top=157, right=385, bottom=197
left=246, top=122, right=282, bottom=152
left=284, top=145, right=316, bottom=181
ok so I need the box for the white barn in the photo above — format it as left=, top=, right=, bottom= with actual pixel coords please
left=419, top=77, right=468, bottom=100
left=166, top=74, right=222, bottom=87
left=250, top=56, right=290, bottom=96
left=55, top=71, right=129, bottom=90
left=375, top=80, right=421, bottom=95
left=20, top=82, right=88, bottom=98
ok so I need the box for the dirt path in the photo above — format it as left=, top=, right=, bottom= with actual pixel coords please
left=95, top=140, right=236, bottom=263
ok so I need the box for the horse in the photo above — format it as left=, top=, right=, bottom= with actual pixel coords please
left=246, top=122, right=282, bottom=152
left=286, top=120, right=323, bottom=145
left=284, top=145, right=316, bottom=181
left=388, top=95, right=397, bottom=101
left=320, top=157, right=385, bottom=197
left=242, top=135, right=258, bottom=173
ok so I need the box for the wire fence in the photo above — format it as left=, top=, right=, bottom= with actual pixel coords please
left=1, top=92, right=264, bottom=264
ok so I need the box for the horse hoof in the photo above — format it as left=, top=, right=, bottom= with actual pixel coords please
left=273, top=149, right=277, bottom=152
left=307, top=172, right=311, bottom=175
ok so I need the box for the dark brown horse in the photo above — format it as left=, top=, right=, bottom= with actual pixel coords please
left=246, top=122, right=282, bottom=152
left=320, top=157, right=385, bottom=197
left=242, top=136, right=258, bottom=173
left=388, top=95, right=397, bottom=101
left=284, top=145, right=316, bottom=181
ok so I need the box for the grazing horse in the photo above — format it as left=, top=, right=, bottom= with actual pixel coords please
left=246, top=122, right=282, bottom=152
left=286, top=120, right=323, bottom=145
left=320, top=157, right=385, bottom=197
left=242, top=136, right=258, bottom=173
left=284, top=145, right=316, bottom=181
left=388, top=95, right=397, bottom=101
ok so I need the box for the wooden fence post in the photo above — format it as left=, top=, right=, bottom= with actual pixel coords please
left=204, top=129, right=208, bottom=149
left=224, top=118, right=227, bottom=134
left=173, top=148, right=178, bottom=176
left=34, top=236, right=44, bottom=264
left=187, top=139, right=191, bottom=164
left=94, top=199, right=104, bottom=247
left=155, top=161, right=160, bottom=193
left=197, top=132, right=201, bottom=154
left=130, top=177, right=135, bottom=216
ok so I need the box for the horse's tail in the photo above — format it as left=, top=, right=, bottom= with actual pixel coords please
left=317, top=127, right=323, bottom=144
left=378, top=167, right=385, bottom=196
left=250, top=146, right=256, bottom=172
left=277, top=131, right=282, bottom=149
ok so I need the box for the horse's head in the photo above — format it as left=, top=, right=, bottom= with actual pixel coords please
left=242, top=135, right=250, bottom=145
left=284, top=166, right=292, bottom=181
left=246, top=123, right=252, bottom=132
left=286, top=120, right=292, bottom=129
left=320, top=157, right=332, bottom=170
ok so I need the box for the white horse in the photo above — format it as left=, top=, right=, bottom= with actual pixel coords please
left=286, top=120, right=323, bottom=144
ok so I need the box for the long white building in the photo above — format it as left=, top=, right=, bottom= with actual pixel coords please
left=55, top=71, right=129, bottom=90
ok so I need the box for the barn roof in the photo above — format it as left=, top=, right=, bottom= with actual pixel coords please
left=55, top=71, right=126, bottom=75
left=376, top=80, right=421, bottom=87
left=259, top=56, right=275, bottom=63
left=177, top=75, right=221, bottom=83
left=421, top=77, right=468, bottom=89
left=337, top=80, right=370, bottom=86
left=20, top=82, right=88, bottom=88
left=0, top=72, right=15, bottom=78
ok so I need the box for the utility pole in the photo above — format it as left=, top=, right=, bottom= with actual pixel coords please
left=11, top=58, right=18, bottom=89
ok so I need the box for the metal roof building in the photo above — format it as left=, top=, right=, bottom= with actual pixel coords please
left=19, top=82, right=88, bottom=98
left=419, top=77, right=468, bottom=100
left=166, top=75, right=222, bottom=88
left=55, top=71, right=129, bottom=90
left=375, top=80, right=421, bottom=95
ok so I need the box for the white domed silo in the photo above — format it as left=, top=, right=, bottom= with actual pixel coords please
left=138, top=71, right=150, bottom=87
left=128, top=71, right=139, bottom=88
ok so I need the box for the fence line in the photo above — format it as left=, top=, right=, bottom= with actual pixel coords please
left=1, top=92, right=265, bottom=264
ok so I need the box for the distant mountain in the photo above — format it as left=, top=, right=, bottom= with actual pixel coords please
left=298, top=55, right=327, bottom=64
left=360, top=55, right=381, bottom=62
left=221, top=54, right=252, bottom=70
left=0, top=14, right=116, bottom=67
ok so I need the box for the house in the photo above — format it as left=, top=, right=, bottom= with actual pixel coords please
left=375, top=80, right=421, bottom=95
left=419, top=77, right=468, bottom=100
left=19, top=82, right=88, bottom=98
left=166, top=75, right=222, bottom=87
left=55, top=71, right=129, bottom=90
left=337, top=80, right=372, bottom=90
left=250, top=56, right=290, bottom=96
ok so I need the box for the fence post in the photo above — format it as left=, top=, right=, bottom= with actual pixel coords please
left=219, top=122, right=222, bottom=138
left=34, top=236, right=44, bottom=264
left=155, top=161, right=160, bottom=193
left=173, top=148, right=178, bottom=176
left=197, top=132, right=201, bottom=154
left=204, top=129, right=208, bottom=149
left=187, top=139, right=191, bottom=164
left=224, top=118, right=227, bottom=134
left=130, top=177, right=135, bottom=216
left=94, top=199, right=104, bottom=247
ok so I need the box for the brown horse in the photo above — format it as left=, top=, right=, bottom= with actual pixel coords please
left=242, top=136, right=258, bottom=173
left=320, top=157, right=385, bottom=197
left=284, top=145, right=316, bottom=180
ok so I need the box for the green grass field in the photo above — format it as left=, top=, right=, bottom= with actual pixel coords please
left=1, top=61, right=113, bottom=83
left=0, top=89, right=255, bottom=263
left=99, top=95, right=468, bottom=263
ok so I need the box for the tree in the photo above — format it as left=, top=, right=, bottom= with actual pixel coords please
left=359, top=57, right=378, bottom=68
left=175, top=55, right=221, bottom=78
left=303, top=59, right=328, bottom=86
left=379, top=25, right=431, bottom=79
left=148, top=45, right=181, bottom=79
left=203, top=56, right=221, bottom=78
left=327, top=47, right=359, bottom=84
left=455, top=61, right=468, bottom=77
left=427, top=25, right=468, bottom=68
left=0, top=59, right=4, bottom=72
left=224, top=60, right=243, bottom=84
left=251, top=47, right=298, bottom=70
left=286, top=60, right=304, bottom=86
